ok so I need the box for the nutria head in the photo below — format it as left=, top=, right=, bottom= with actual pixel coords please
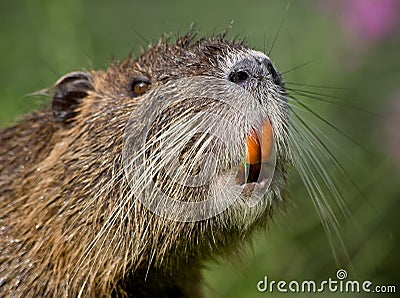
left=0, top=32, right=289, bottom=296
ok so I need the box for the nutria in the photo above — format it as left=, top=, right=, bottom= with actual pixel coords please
left=0, top=32, right=293, bottom=297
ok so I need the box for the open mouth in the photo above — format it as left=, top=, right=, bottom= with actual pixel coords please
left=235, top=121, right=274, bottom=192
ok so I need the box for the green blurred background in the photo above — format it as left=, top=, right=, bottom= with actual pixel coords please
left=1, top=0, right=399, bottom=297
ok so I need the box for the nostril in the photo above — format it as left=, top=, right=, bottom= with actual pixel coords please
left=264, top=59, right=281, bottom=85
left=228, top=70, right=249, bottom=84
left=266, top=62, right=277, bottom=77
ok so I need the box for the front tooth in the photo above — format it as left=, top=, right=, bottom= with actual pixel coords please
left=261, top=121, right=274, bottom=163
left=245, top=130, right=261, bottom=165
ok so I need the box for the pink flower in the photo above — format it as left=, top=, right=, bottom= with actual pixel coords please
left=320, top=0, right=399, bottom=43
left=341, top=0, right=399, bottom=41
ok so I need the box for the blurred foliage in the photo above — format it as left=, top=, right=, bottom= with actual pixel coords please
left=0, top=0, right=399, bottom=297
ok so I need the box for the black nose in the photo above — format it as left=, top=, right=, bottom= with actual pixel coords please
left=262, top=58, right=281, bottom=85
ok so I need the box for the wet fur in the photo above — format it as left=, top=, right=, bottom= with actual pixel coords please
left=0, top=33, right=290, bottom=296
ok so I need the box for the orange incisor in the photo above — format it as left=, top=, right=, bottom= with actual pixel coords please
left=245, top=121, right=273, bottom=164
left=236, top=121, right=273, bottom=185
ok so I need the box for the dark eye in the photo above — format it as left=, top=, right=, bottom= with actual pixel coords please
left=131, top=78, right=151, bottom=96
left=228, top=70, right=249, bottom=84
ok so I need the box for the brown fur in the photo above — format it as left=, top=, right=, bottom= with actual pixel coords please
left=0, top=33, right=288, bottom=297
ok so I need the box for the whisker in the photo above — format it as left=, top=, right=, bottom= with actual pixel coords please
left=290, top=117, right=351, bottom=220
left=289, top=130, right=351, bottom=265
left=281, top=59, right=318, bottom=75
left=285, top=81, right=348, bottom=90
left=287, top=94, right=365, bottom=150
left=268, top=1, right=291, bottom=56
left=288, top=88, right=383, bottom=119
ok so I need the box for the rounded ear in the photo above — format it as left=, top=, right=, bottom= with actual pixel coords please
left=52, top=72, right=94, bottom=124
